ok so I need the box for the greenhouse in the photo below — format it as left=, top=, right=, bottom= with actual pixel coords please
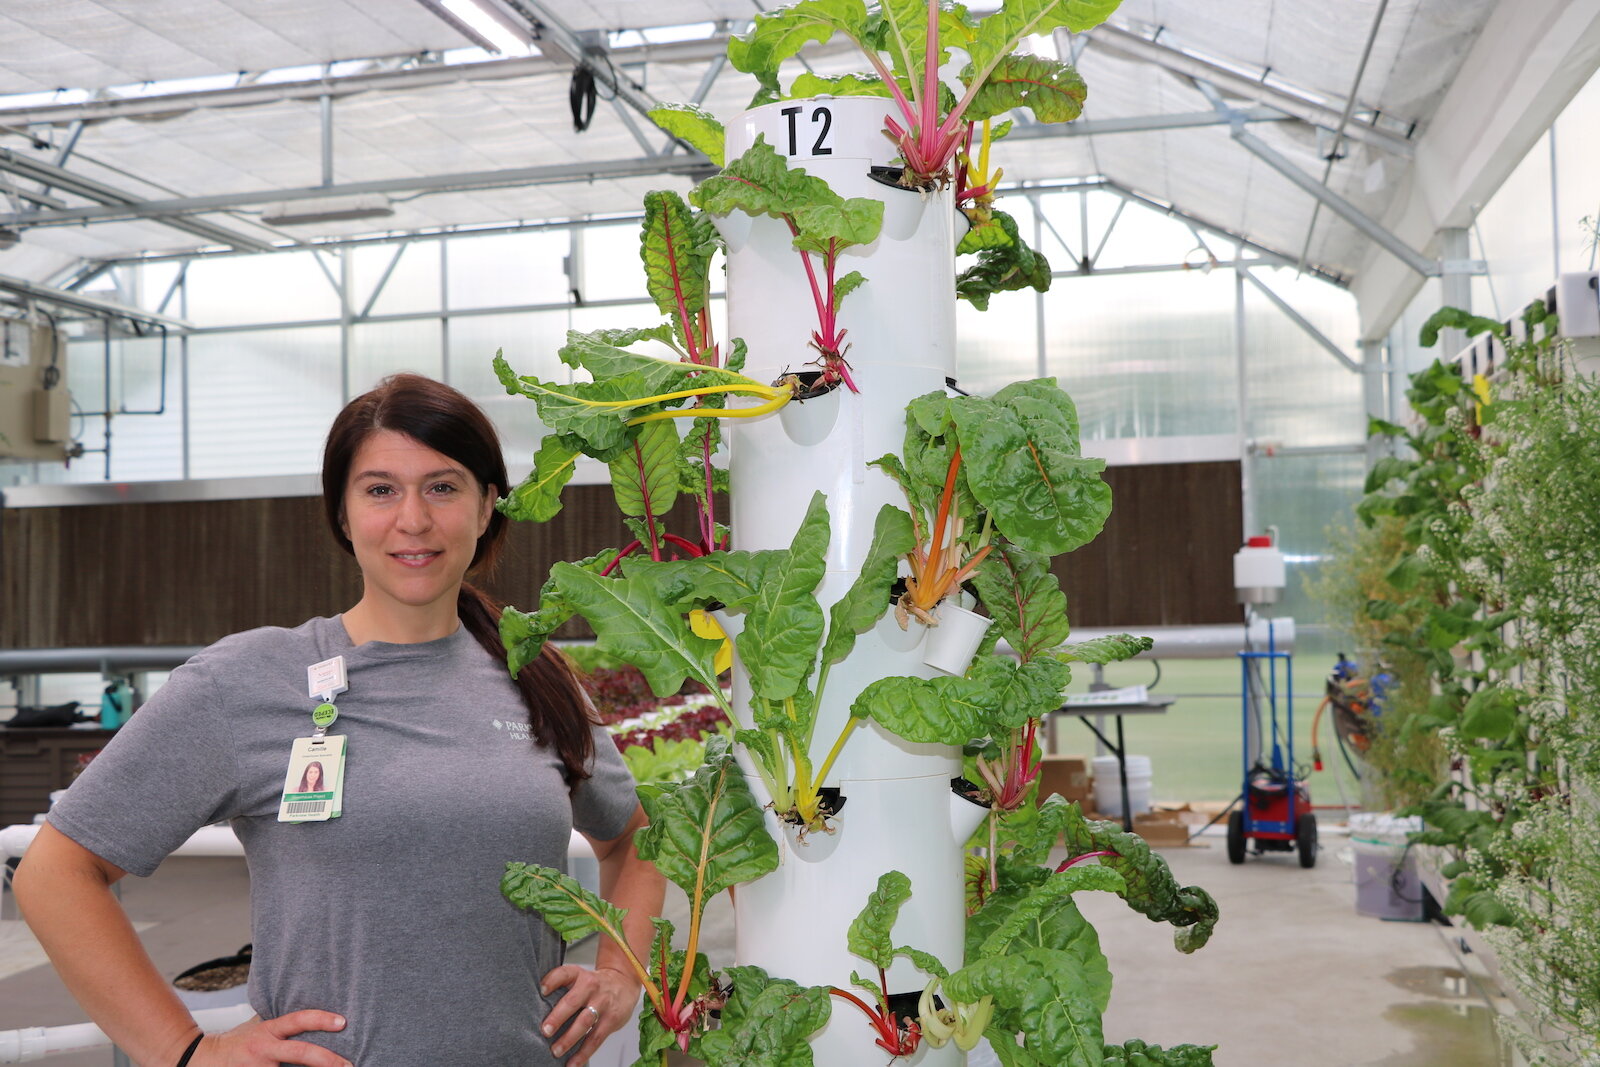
left=1, top=1, right=1598, bottom=1065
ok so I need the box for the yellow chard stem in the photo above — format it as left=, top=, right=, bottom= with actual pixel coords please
left=812, top=716, right=862, bottom=795
left=627, top=390, right=791, bottom=426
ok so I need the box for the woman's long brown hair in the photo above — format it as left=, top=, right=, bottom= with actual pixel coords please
left=321, top=373, right=597, bottom=781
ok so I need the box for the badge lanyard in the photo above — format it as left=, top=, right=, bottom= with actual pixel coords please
left=278, top=656, right=349, bottom=824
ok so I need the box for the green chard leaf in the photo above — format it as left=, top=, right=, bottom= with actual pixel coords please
left=692, top=136, right=842, bottom=222
left=851, top=669, right=993, bottom=745
left=1460, top=685, right=1520, bottom=743
left=728, top=0, right=870, bottom=85
left=698, top=965, right=832, bottom=1067
left=1053, top=797, right=1220, bottom=953
left=944, top=947, right=1106, bottom=1067
left=964, top=53, right=1087, bottom=124
left=499, top=548, right=620, bottom=674
left=832, top=269, right=867, bottom=312
left=549, top=561, right=724, bottom=699
left=1052, top=634, right=1154, bottom=665
left=820, top=504, right=916, bottom=667
left=957, top=210, right=1053, bottom=309
left=963, top=0, right=1122, bottom=84
left=984, top=655, right=1074, bottom=731
left=847, top=870, right=912, bottom=971
left=958, top=211, right=1017, bottom=255
left=965, top=879, right=1112, bottom=1014
left=737, top=491, right=831, bottom=702
left=974, top=545, right=1071, bottom=662
left=976, top=866, right=1126, bottom=960
left=790, top=71, right=893, bottom=98
left=608, top=418, right=681, bottom=521
left=1418, top=306, right=1508, bottom=348
left=791, top=197, right=885, bottom=255
left=498, top=435, right=580, bottom=523
left=1103, top=1041, right=1218, bottom=1066
left=953, top=389, right=1111, bottom=555
left=634, top=735, right=780, bottom=903
left=647, top=103, right=726, bottom=166
left=641, top=190, right=717, bottom=349
left=501, top=861, right=630, bottom=944
left=558, top=329, right=744, bottom=393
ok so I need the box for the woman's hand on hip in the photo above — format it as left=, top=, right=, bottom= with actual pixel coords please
left=191, top=1010, right=351, bottom=1067
left=540, top=963, right=640, bottom=1065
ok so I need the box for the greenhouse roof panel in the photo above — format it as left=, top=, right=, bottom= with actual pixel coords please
left=0, top=0, right=1586, bottom=304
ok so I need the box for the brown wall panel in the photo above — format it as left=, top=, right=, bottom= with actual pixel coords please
left=3, top=462, right=1238, bottom=648
left=1, top=487, right=711, bottom=649
left=1052, top=460, right=1243, bottom=628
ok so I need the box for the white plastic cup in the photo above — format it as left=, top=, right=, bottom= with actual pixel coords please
left=922, top=601, right=993, bottom=676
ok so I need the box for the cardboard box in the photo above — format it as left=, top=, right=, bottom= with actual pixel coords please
left=1132, top=807, right=1193, bottom=848
left=1036, top=755, right=1092, bottom=807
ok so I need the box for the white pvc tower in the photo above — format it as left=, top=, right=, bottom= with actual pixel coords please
left=715, top=97, right=988, bottom=1065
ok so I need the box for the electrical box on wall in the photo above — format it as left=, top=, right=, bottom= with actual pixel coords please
left=0, top=314, right=71, bottom=461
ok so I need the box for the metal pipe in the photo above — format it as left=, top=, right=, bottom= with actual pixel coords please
left=1238, top=267, right=1360, bottom=371
left=1230, top=126, right=1437, bottom=278
left=320, top=94, right=334, bottom=187
left=1296, top=0, right=1390, bottom=274
left=0, top=648, right=202, bottom=674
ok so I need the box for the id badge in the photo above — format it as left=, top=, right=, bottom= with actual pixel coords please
left=278, top=735, right=346, bottom=823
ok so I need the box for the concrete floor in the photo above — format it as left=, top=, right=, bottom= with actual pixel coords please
left=1, top=825, right=1517, bottom=1067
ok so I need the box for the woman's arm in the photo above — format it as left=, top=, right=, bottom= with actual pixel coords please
left=14, top=824, right=350, bottom=1067
left=539, top=804, right=665, bottom=1066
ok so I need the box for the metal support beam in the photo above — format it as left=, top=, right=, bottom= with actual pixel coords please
left=1239, top=266, right=1360, bottom=372
left=0, top=153, right=716, bottom=229
left=0, top=37, right=790, bottom=128
left=36, top=120, right=86, bottom=201
left=611, top=97, right=660, bottom=156
left=0, top=149, right=274, bottom=253
left=156, top=261, right=189, bottom=316
left=320, top=94, right=334, bottom=186
left=0, top=271, right=190, bottom=329
left=1228, top=126, right=1439, bottom=278
left=1087, top=22, right=1415, bottom=157
left=358, top=243, right=408, bottom=320
left=1360, top=338, right=1388, bottom=469
left=1437, top=227, right=1473, bottom=355
left=1002, top=106, right=1290, bottom=141
left=1088, top=198, right=1125, bottom=268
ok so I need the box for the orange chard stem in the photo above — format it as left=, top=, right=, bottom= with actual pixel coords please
left=926, top=447, right=962, bottom=592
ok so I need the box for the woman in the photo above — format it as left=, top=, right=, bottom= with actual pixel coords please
left=14, top=374, right=662, bottom=1067
left=295, top=761, right=325, bottom=795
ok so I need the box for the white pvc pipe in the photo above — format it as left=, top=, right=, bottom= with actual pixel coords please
left=0, top=1004, right=255, bottom=1064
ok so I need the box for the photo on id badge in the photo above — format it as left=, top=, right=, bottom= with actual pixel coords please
left=280, top=735, right=344, bottom=822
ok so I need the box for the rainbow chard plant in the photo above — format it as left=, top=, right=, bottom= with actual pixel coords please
left=691, top=136, right=884, bottom=391
left=502, top=737, right=833, bottom=1064
left=728, top=0, right=1106, bottom=188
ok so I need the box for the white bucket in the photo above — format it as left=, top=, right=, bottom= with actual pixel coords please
left=1092, top=754, right=1153, bottom=817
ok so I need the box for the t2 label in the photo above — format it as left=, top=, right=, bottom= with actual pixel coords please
left=779, top=104, right=834, bottom=157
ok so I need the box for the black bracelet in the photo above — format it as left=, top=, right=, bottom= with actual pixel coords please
left=175, top=1033, right=204, bottom=1067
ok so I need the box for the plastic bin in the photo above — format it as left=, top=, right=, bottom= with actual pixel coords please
left=1349, top=812, right=1425, bottom=921
left=1092, top=755, right=1152, bottom=817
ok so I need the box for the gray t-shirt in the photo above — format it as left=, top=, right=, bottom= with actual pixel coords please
left=49, top=615, right=637, bottom=1066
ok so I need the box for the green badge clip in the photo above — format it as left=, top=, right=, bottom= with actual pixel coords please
left=311, top=702, right=339, bottom=730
